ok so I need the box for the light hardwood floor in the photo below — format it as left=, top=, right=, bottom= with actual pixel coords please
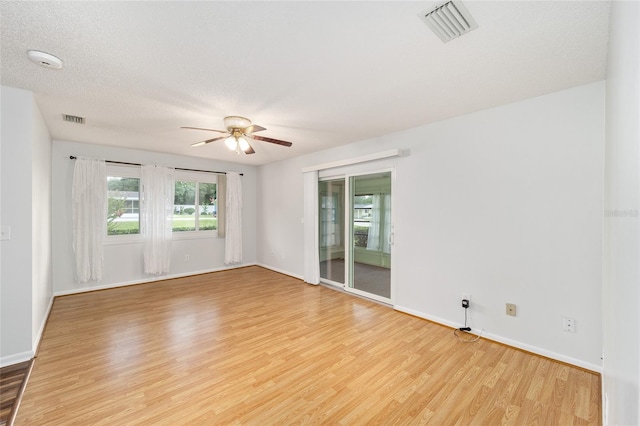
left=17, top=266, right=600, bottom=425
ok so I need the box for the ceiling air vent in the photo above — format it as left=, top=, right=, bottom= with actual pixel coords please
left=418, top=1, right=478, bottom=43
left=62, top=114, right=85, bottom=124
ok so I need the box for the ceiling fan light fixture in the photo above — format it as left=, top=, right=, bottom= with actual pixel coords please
left=238, top=137, right=250, bottom=152
left=224, top=136, right=238, bottom=150
left=182, top=116, right=292, bottom=153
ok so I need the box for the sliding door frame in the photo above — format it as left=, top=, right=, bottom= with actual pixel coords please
left=344, top=167, right=395, bottom=305
left=318, top=176, right=346, bottom=289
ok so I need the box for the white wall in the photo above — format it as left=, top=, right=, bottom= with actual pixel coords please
left=602, top=1, right=640, bottom=425
left=257, top=155, right=306, bottom=278
left=0, top=85, right=53, bottom=366
left=52, top=140, right=257, bottom=294
left=258, top=82, right=604, bottom=370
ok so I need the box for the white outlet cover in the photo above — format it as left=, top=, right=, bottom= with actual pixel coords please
left=563, top=317, right=576, bottom=332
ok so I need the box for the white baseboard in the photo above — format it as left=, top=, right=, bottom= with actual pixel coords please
left=54, top=263, right=258, bottom=297
left=0, top=350, right=34, bottom=368
left=3, top=265, right=259, bottom=368
left=1, top=296, right=53, bottom=368
left=394, top=305, right=602, bottom=373
left=255, top=263, right=304, bottom=281
left=33, top=295, right=54, bottom=354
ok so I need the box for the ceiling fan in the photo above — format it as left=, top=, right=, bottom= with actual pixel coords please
left=182, top=116, right=293, bottom=155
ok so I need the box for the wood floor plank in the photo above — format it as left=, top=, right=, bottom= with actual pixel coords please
left=15, top=266, right=601, bottom=425
left=0, top=360, right=33, bottom=426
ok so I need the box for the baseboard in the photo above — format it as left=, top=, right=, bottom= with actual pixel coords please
left=255, top=263, right=304, bottom=281
left=0, top=351, right=34, bottom=368
left=394, top=305, right=602, bottom=373
left=1, top=296, right=53, bottom=368
left=5, top=266, right=258, bottom=366
left=33, top=295, right=54, bottom=355
left=54, top=263, right=258, bottom=297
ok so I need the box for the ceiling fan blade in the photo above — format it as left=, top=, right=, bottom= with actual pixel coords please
left=191, top=136, right=226, bottom=147
left=251, top=135, right=293, bottom=147
left=243, top=124, right=266, bottom=134
left=244, top=144, right=256, bottom=154
left=181, top=126, right=228, bottom=134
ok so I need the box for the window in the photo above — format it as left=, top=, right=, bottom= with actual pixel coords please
left=320, top=194, right=339, bottom=247
left=173, top=172, right=217, bottom=235
left=107, top=174, right=141, bottom=236
left=105, top=167, right=217, bottom=239
left=353, top=194, right=372, bottom=248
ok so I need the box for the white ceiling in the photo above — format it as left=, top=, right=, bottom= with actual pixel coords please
left=1, top=1, right=611, bottom=166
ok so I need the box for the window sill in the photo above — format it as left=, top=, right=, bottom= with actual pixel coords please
left=104, top=235, right=143, bottom=245
left=104, top=232, right=220, bottom=245
left=172, top=231, right=219, bottom=240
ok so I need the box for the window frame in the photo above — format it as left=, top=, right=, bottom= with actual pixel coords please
left=172, top=170, right=218, bottom=240
left=352, top=193, right=373, bottom=248
left=105, top=164, right=143, bottom=244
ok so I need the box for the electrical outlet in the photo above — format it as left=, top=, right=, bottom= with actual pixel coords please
left=461, top=293, right=470, bottom=308
left=506, top=303, right=516, bottom=316
left=563, top=317, right=575, bottom=332
left=184, top=254, right=190, bottom=262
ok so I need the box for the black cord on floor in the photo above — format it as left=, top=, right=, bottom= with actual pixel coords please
left=454, top=303, right=480, bottom=342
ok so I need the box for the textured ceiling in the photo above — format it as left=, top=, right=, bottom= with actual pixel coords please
left=0, top=1, right=611, bottom=166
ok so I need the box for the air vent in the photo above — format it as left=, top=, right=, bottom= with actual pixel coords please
left=418, top=1, right=478, bottom=43
left=62, top=114, right=85, bottom=124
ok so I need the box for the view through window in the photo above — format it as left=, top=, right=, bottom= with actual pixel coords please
left=107, top=176, right=140, bottom=235
left=106, top=167, right=218, bottom=237
left=173, top=180, right=217, bottom=232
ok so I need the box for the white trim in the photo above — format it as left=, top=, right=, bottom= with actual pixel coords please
left=54, top=263, right=257, bottom=297
left=256, top=263, right=304, bottom=281
left=345, top=285, right=391, bottom=305
left=0, top=350, right=34, bottom=368
left=302, top=149, right=401, bottom=173
left=33, top=296, right=54, bottom=353
left=394, top=305, right=603, bottom=373
left=302, top=171, right=320, bottom=284
left=171, top=230, right=218, bottom=241
left=103, top=235, right=143, bottom=245
left=319, top=278, right=344, bottom=289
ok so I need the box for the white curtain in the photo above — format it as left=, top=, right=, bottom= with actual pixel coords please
left=141, top=165, right=175, bottom=275
left=303, top=171, right=320, bottom=284
left=367, top=194, right=382, bottom=251
left=72, top=157, right=106, bottom=283
left=320, top=194, right=335, bottom=247
left=224, top=172, right=242, bottom=264
left=383, top=193, right=391, bottom=254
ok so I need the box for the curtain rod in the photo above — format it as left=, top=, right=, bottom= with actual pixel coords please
left=69, top=156, right=243, bottom=176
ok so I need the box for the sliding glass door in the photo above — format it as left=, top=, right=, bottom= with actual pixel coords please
left=347, top=172, right=392, bottom=302
left=319, top=171, right=393, bottom=303
left=319, top=179, right=345, bottom=285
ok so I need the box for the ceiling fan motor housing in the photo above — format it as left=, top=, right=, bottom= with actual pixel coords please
left=224, top=116, right=251, bottom=131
